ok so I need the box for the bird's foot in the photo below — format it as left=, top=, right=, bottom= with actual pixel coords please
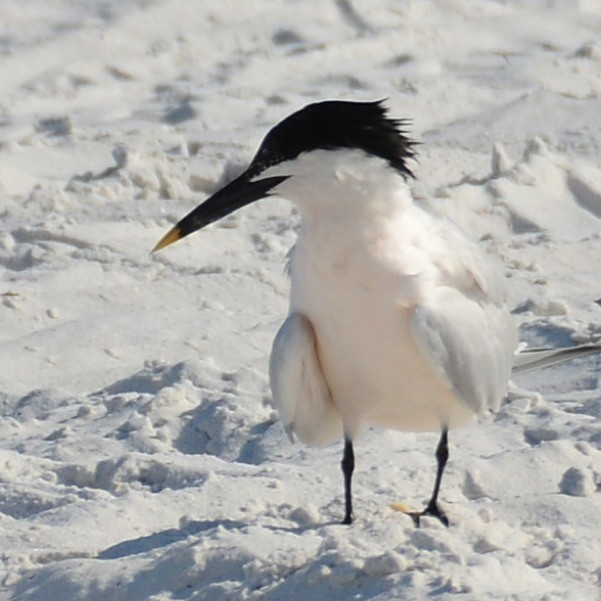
left=408, top=500, right=449, bottom=528
left=391, top=500, right=449, bottom=527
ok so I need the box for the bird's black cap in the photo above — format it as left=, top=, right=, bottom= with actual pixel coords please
left=248, top=99, right=417, bottom=179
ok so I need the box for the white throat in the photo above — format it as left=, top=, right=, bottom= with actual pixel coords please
left=259, top=149, right=414, bottom=225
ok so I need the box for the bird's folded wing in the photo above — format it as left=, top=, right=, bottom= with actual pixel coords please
left=269, top=312, right=343, bottom=446
left=411, top=287, right=515, bottom=415
left=512, top=343, right=601, bottom=375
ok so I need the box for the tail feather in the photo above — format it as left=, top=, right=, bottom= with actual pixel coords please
left=512, top=343, right=601, bottom=376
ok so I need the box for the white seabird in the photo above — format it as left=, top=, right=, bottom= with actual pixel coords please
left=154, top=100, right=600, bottom=525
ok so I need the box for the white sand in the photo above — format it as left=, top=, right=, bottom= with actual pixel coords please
left=1, top=1, right=601, bottom=599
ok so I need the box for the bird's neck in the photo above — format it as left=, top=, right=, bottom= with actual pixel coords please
left=286, top=151, right=415, bottom=228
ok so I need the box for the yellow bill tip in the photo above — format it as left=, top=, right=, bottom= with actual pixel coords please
left=152, top=226, right=182, bottom=252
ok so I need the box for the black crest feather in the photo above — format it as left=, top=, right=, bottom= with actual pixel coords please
left=248, top=100, right=417, bottom=179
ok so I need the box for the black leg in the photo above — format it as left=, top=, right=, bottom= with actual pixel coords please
left=341, top=438, right=355, bottom=525
left=410, top=428, right=450, bottom=527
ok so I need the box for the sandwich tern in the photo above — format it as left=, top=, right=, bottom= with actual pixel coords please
left=154, top=100, right=600, bottom=526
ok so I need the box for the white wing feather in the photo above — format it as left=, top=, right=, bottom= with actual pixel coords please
left=411, top=236, right=517, bottom=417
left=269, top=312, right=343, bottom=446
left=412, top=290, right=515, bottom=415
left=512, top=343, right=601, bottom=375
